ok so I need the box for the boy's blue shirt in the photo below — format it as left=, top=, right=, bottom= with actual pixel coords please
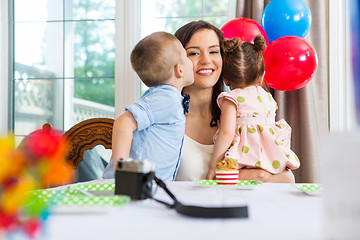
left=102, top=84, right=185, bottom=181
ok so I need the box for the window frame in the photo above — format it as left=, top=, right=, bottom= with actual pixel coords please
left=0, top=0, right=10, bottom=135
left=114, top=0, right=141, bottom=118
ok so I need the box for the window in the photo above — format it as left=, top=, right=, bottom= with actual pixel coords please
left=12, top=0, right=116, bottom=143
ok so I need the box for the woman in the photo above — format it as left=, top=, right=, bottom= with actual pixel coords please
left=174, top=20, right=295, bottom=183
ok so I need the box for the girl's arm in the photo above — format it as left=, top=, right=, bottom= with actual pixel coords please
left=112, top=111, right=138, bottom=171
left=238, top=168, right=295, bottom=183
left=206, top=99, right=237, bottom=179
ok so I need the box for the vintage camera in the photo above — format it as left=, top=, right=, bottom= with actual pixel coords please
left=114, top=158, right=155, bottom=200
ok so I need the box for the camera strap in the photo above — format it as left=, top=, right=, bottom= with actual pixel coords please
left=153, top=176, right=248, bottom=219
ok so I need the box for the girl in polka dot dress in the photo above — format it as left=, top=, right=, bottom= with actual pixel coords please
left=206, top=35, right=300, bottom=180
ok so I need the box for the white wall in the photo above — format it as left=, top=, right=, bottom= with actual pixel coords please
left=0, top=0, right=9, bottom=135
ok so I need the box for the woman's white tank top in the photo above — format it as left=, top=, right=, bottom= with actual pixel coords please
left=175, top=135, right=214, bottom=181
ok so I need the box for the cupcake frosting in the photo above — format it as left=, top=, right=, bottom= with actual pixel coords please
left=215, top=158, right=238, bottom=171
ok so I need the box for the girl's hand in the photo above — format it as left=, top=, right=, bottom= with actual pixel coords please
left=238, top=168, right=295, bottom=183
left=206, top=169, right=216, bottom=180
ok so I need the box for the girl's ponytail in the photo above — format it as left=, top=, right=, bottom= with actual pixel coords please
left=221, top=38, right=240, bottom=54
left=253, top=35, right=266, bottom=52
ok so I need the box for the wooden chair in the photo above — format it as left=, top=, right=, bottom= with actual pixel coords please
left=63, top=118, right=114, bottom=168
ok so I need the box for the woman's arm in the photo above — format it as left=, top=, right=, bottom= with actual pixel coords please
left=112, top=111, right=137, bottom=171
left=206, top=99, right=237, bottom=179
left=238, top=168, right=295, bottom=183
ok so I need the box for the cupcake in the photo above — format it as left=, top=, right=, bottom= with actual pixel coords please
left=215, top=158, right=239, bottom=185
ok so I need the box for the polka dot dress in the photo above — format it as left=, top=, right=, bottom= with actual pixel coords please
left=214, top=86, right=300, bottom=174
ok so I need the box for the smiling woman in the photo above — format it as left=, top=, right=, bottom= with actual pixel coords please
left=174, top=21, right=224, bottom=181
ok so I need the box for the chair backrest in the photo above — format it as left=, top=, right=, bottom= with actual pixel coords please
left=63, top=118, right=114, bottom=168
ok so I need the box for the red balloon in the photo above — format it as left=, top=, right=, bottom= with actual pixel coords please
left=264, top=36, right=318, bottom=91
left=221, top=18, right=269, bottom=45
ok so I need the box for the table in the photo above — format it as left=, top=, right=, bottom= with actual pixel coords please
left=43, top=180, right=324, bottom=240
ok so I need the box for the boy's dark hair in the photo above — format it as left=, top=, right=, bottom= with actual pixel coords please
left=174, top=20, right=224, bottom=127
left=221, top=35, right=266, bottom=87
left=130, top=32, right=183, bottom=87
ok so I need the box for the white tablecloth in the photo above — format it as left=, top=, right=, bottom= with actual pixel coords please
left=44, top=180, right=324, bottom=240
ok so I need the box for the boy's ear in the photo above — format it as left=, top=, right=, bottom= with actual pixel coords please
left=174, top=64, right=183, bottom=78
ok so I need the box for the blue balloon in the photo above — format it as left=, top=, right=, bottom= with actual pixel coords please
left=261, top=0, right=312, bottom=42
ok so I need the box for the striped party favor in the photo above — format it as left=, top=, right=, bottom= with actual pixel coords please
left=215, top=170, right=239, bottom=185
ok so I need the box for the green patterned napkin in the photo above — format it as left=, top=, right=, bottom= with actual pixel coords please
left=31, top=182, right=129, bottom=207
left=196, top=179, right=262, bottom=186
left=294, top=184, right=322, bottom=196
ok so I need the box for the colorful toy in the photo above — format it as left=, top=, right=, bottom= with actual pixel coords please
left=0, top=128, right=73, bottom=238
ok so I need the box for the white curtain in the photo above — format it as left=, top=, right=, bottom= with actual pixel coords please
left=0, top=0, right=9, bottom=135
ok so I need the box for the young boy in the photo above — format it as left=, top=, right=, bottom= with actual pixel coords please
left=102, top=32, right=194, bottom=181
